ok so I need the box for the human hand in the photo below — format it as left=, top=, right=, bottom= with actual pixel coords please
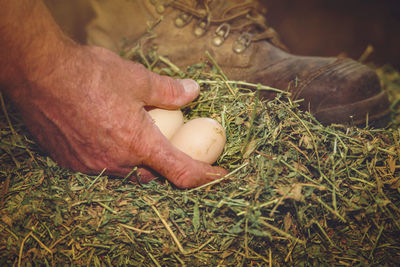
left=10, top=45, right=227, bottom=188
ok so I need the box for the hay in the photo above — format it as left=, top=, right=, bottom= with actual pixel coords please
left=0, top=53, right=399, bottom=266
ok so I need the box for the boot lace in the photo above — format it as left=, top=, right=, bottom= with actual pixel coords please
left=151, top=0, right=288, bottom=52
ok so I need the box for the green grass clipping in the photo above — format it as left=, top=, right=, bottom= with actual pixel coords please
left=1, top=51, right=399, bottom=266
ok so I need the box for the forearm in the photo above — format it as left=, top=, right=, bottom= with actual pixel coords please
left=0, top=0, right=77, bottom=94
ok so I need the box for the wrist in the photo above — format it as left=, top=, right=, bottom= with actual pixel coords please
left=0, top=0, right=80, bottom=95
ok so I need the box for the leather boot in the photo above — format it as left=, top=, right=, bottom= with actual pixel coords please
left=86, top=0, right=390, bottom=126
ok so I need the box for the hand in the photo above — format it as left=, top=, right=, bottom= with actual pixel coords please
left=15, top=45, right=227, bottom=188
left=0, top=0, right=227, bottom=188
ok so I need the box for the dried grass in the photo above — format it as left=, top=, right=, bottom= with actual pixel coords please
left=1, top=52, right=399, bottom=266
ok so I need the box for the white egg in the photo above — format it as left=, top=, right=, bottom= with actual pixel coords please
left=148, top=108, right=184, bottom=139
left=170, top=118, right=226, bottom=164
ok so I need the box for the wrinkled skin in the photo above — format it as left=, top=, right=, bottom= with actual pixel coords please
left=0, top=0, right=227, bottom=188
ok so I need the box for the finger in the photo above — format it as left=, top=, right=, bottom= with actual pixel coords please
left=108, top=166, right=158, bottom=184
left=134, top=163, right=227, bottom=187
left=124, top=135, right=227, bottom=188
left=142, top=134, right=228, bottom=188
left=144, top=72, right=200, bottom=109
left=136, top=167, right=158, bottom=184
left=116, top=108, right=227, bottom=188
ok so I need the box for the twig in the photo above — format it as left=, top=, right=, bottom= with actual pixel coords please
left=242, top=93, right=259, bottom=155
left=87, top=168, right=106, bottom=190
left=18, top=232, right=32, bottom=267
left=96, top=201, right=118, bottom=215
left=0, top=91, right=17, bottom=136
left=197, top=79, right=289, bottom=94
left=119, top=223, right=153, bottom=234
left=18, top=231, right=53, bottom=267
left=316, top=197, right=347, bottom=223
left=187, top=162, right=249, bottom=192
left=313, top=220, right=337, bottom=248
left=144, top=197, right=186, bottom=254
left=158, top=55, right=186, bottom=78
left=369, top=224, right=384, bottom=259
left=260, top=219, right=305, bottom=245
left=205, top=50, right=228, bottom=81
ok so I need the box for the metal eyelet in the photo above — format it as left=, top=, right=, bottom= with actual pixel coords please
left=194, top=19, right=210, bottom=37
left=233, top=32, right=253, bottom=53
left=175, top=12, right=192, bottom=28
left=212, top=23, right=231, bottom=46
left=155, top=3, right=165, bottom=13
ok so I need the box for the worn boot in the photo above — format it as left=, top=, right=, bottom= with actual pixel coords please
left=86, top=0, right=390, bottom=126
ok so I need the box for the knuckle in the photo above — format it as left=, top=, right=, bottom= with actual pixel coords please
left=172, top=168, right=199, bottom=189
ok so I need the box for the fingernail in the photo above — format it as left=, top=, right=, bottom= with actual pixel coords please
left=178, top=79, right=199, bottom=94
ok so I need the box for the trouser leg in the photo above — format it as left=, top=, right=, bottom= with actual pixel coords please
left=43, top=0, right=94, bottom=44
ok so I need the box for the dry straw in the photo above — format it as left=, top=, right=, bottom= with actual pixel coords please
left=0, top=51, right=399, bottom=266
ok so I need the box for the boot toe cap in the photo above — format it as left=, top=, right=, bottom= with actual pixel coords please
left=296, top=58, right=390, bottom=126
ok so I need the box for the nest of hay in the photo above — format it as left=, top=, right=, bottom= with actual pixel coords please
left=0, top=51, right=399, bottom=266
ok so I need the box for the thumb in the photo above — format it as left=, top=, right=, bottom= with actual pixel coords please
left=144, top=71, right=200, bottom=108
